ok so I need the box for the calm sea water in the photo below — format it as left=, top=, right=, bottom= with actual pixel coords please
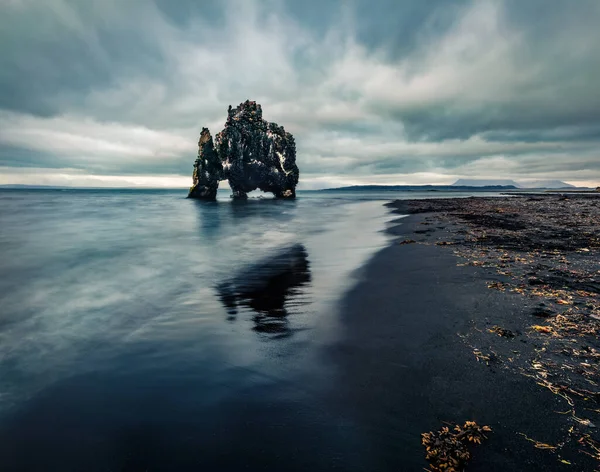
left=0, top=188, right=496, bottom=471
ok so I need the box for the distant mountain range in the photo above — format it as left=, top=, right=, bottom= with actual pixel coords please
left=318, top=184, right=519, bottom=192
left=318, top=180, right=592, bottom=192
left=452, top=179, right=576, bottom=189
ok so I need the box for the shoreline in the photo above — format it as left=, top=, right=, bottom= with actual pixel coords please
left=0, top=192, right=596, bottom=471
left=327, top=194, right=599, bottom=470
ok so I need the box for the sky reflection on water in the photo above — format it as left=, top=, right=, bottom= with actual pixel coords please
left=0, top=189, right=394, bottom=471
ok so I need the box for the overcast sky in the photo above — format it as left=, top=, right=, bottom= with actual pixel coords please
left=1, top=0, right=599, bottom=188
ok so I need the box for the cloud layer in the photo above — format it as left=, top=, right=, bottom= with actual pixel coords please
left=1, top=0, right=599, bottom=188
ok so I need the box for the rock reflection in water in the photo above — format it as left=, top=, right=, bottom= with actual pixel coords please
left=217, top=244, right=311, bottom=336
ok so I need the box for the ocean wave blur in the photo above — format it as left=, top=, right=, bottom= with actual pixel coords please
left=0, top=188, right=400, bottom=471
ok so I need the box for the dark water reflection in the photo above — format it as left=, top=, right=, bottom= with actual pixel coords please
left=217, top=243, right=311, bottom=336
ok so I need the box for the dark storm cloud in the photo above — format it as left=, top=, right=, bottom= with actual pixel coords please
left=390, top=102, right=600, bottom=143
left=360, top=0, right=600, bottom=144
left=0, top=0, right=599, bottom=187
left=0, top=0, right=166, bottom=116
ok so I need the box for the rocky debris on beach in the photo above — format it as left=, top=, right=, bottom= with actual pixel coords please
left=390, top=194, right=600, bottom=467
left=421, top=421, right=492, bottom=472
left=487, top=325, right=515, bottom=338
left=188, top=101, right=299, bottom=200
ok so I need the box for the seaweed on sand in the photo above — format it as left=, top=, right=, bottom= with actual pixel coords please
left=396, top=194, right=600, bottom=468
left=422, top=421, right=492, bottom=472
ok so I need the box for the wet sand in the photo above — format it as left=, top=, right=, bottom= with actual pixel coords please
left=328, top=194, right=599, bottom=471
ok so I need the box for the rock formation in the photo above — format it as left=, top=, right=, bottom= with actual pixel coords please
left=188, top=101, right=299, bottom=200
left=188, top=128, right=222, bottom=200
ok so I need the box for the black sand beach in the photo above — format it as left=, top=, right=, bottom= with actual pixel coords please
left=328, top=194, right=599, bottom=471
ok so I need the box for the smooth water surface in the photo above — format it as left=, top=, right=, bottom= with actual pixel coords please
left=0, top=189, right=401, bottom=471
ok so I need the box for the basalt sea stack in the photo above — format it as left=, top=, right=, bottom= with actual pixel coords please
left=188, top=101, right=299, bottom=200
